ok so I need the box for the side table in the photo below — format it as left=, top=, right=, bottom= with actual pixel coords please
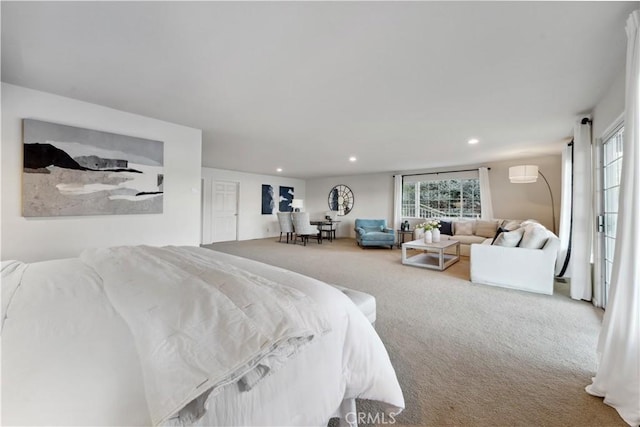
left=396, top=229, right=414, bottom=248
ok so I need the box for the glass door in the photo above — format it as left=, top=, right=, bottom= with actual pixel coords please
left=598, top=125, right=624, bottom=308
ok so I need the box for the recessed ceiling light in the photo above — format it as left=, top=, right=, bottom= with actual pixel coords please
left=468, top=138, right=479, bottom=145
left=349, top=156, right=357, bottom=162
left=276, top=168, right=283, bottom=172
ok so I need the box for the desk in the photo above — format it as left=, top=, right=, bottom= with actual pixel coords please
left=310, top=220, right=341, bottom=242
left=401, top=239, right=460, bottom=271
left=396, top=229, right=414, bottom=248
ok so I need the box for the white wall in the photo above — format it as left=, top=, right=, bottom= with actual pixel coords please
left=306, top=173, right=394, bottom=238
left=593, top=66, right=626, bottom=138
left=485, top=155, right=561, bottom=232
left=305, top=154, right=561, bottom=237
left=201, top=167, right=305, bottom=243
left=1, top=83, right=202, bottom=262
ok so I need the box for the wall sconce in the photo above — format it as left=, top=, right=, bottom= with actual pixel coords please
left=509, top=165, right=556, bottom=234
left=291, top=199, right=304, bottom=212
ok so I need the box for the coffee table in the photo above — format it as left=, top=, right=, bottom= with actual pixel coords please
left=401, top=239, right=460, bottom=271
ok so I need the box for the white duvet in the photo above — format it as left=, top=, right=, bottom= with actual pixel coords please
left=1, top=246, right=404, bottom=426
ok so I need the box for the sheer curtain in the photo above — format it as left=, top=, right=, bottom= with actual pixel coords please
left=393, top=175, right=403, bottom=230
left=586, top=10, right=640, bottom=426
left=569, top=118, right=593, bottom=301
left=556, top=143, right=573, bottom=276
left=478, top=167, right=494, bottom=220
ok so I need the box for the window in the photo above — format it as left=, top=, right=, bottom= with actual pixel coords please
left=402, top=176, right=481, bottom=218
left=600, top=124, right=624, bottom=308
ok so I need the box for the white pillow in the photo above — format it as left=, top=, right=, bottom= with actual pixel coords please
left=454, top=221, right=473, bottom=236
left=520, top=219, right=540, bottom=228
left=519, top=224, right=549, bottom=249
left=501, top=220, right=522, bottom=231
left=492, top=227, right=524, bottom=247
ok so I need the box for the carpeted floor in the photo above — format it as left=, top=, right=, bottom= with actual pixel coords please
left=203, top=237, right=624, bottom=427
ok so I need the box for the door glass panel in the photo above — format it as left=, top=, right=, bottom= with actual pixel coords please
left=601, top=126, right=624, bottom=307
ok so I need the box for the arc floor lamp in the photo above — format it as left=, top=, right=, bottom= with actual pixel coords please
left=508, top=165, right=557, bottom=234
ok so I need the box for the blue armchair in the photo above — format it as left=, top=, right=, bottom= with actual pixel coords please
left=355, top=219, right=395, bottom=249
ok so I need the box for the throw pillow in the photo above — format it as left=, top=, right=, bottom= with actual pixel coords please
left=519, top=224, right=549, bottom=249
left=454, top=221, right=473, bottom=236
left=440, top=221, right=453, bottom=236
left=492, top=227, right=525, bottom=247
left=475, top=220, right=498, bottom=238
left=363, top=226, right=380, bottom=233
left=501, top=220, right=522, bottom=231
left=520, top=219, right=540, bottom=228
left=491, top=227, right=507, bottom=245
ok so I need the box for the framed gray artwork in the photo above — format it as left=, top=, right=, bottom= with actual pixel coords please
left=22, top=119, right=164, bottom=217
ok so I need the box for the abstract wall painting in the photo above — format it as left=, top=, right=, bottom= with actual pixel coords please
left=279, top=186, right=294, bottom=212
left=261, top=184, right=275, bottom=215
left=22, top=119, right=164, bottom=217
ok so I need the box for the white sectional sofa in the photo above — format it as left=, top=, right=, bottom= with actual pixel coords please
left=407, top=218, right=560, bottom=295
left=409, top=218, right=523, bottom=256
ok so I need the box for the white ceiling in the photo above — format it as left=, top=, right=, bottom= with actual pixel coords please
left=2, top=1, right=636, bottom=179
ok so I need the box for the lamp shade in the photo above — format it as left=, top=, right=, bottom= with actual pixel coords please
left=291, top=199, right=304, bottom=209
left=509, top=165, right=539, bottom=183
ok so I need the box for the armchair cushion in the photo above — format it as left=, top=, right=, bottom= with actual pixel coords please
left=360, top=231, right=394, bottom=242
left=362, top=226, right=383, bottom=233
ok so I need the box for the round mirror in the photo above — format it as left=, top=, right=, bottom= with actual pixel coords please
left=328, top=185, right=354, bottom=216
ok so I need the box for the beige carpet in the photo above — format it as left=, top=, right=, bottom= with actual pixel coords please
left=203, top=238, right=624, bottom=427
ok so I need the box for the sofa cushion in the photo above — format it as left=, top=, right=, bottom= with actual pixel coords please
left=493, top=227, right=524, bottom=247
left=475, top=220, right=498, bottom=238
left=519, top=224, right=549, bottom=249
left=447, top=234, right=486, bottom=245
left=440, top=221, right=453, bottom=236
left=454, top=221, right=474, bottom=236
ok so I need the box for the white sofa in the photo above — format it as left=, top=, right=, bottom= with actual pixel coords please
left=409, top=218, right=521, bottom=256
left=407, top=218, right=560, bottom=295
left=470, top=225, right=560, bottom=295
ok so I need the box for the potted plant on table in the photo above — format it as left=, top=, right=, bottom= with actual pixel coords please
left=416, top=219, right=441, bottom=243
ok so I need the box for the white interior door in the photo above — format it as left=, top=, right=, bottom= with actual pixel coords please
left=212, top=181, right=238, bottom=243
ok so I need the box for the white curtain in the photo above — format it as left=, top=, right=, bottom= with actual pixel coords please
left=555, top=144, right=573, bottom=276
left=569, top=118, right=593, bottom=301
left=478, top=167, right=494, bottom=220
left=586, top=10, right=640, bottom=426
left=393, top=174, right=403, bottom=230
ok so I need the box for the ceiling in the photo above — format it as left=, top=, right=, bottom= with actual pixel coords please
left=2, top=1, right=636, bottom=179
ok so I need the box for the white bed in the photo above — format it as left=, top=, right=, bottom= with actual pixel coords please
left=1, top=246, right=404, bottom=426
